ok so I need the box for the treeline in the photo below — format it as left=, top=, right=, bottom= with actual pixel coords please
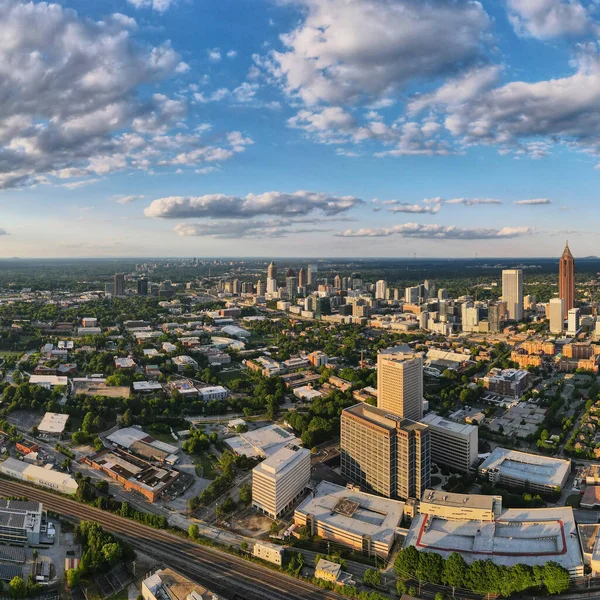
left=395, top=547, right=570, bottom=596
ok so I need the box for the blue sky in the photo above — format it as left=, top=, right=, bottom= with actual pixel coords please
left=1, top=0, right=600, bottom=258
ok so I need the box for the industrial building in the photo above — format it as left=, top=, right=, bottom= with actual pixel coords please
left=107, top=427, right=179, bottom=465
left=252, top=444, right=311, bottom=519
left=418, top=490, right=502, bottom=522
left=478, top=448, right=570, bottom=494
left=142, top=568, right=218, bottom=600
left=419, top=413, right=478, bottom=472
left=86, top=448, right=180, bottom=502
left=0, top=499, right=42, bottom=546
left=0, top=458, right=78, bottom=495
left=341, top=403, right=430, bottom=500
left=37, top=412, right=70, bottom=436
left=294, top=481, right=405, bottom=558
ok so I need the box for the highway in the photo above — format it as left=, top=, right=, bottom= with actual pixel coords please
left=0, top=479, right=344, bottom=600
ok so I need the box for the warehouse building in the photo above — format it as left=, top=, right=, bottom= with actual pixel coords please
left=294, top=481, right=405, bottom=558
left=478, top=447, right=570, bottom=494
left=252, top=444, right=311, bottom=519
left=0, top=458, right=78, bottom=495
left=0, top=499, right=42, bottom=546
left=107, top=427, right=179, bottom=465
left=420, top=413, right=478, bottom=472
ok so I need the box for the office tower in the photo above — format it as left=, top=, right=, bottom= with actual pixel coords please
left=266, top=277, right=277, bottom=294
left=251, top=445, right=311, bottom=519
left=105, top=282, right=115, bottom=296
left=376, top=279, right=387, bottom=300
left=377, top=348, right=423, bottom=421
left=232, top=279, right=241, bottom=295
left=501, top=269, right=523, bottom=321
left=462, top=305, right=479, bottom=332
left=256, top=280, right=266, bottom=296
left=567, top=308, right=580, bottom=335
left=420, top=414, right=478, bottom=473
left=437, top=288, right=448, bottom=300
left=549, top=298, right=564, bottom=333
left=285, top=269, right=297, bottom=299
left=298, top=268, right=306, bottom=288
left=114, top=273, right=125, bottom=297
left=137, top=278, right=148, bottom=296
left=418, top=311, right=429, bottom=330
left=559, top=242, right=575, bottom=319
left=267, top=261, right=277, bottom=281
left=307, top=263, right=317, bottom=287
left=333, top=274, right=341, bottom=290
left=488, top=302, right=502, bottom=333
left=341, top=403, right=430, bottom=499
left=405, top=286, right=420, bottom=304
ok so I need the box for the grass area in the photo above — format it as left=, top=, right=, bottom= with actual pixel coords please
left=218, top=369, right=245, bottom=383
left=193, top=452, right=218, bottom=479
left=147, top=428, right=178, bottom=444
left=0, top=350, right=20, bottom=358
left=106, top=587, right=130, bottom=600
left=565, top=493, right=581, bottom=508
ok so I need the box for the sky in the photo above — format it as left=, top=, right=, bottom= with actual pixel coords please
left=1, top=0, right=600, bottom=258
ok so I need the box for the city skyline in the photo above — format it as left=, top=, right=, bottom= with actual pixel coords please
left=0, top=0, right=600, bottom=257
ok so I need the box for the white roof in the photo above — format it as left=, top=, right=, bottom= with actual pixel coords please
left=133, top=381, right=163, bottom=391
left=197, top=386, right=228, bottom=395
left=227, top=424, right=301, bottom=459
left=254, top=444, right=310, bottom=478
left=38, top=412, right=69, bottom=433
left=29, top=375, right=68, bottom=387
left=295, top=481, right=404, bottom=547
left=0, top=458, right=78, bottom=493
left=420, top=413, right=478, bottom=436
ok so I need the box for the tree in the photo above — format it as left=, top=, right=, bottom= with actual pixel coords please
left=442, top=552, right=467, bottom=589
left=8, top=576, right=26, bottom=599
left=408, top=586, right=418, bottom=598
left=394, top=546, right=420, bottom=579
left=102, top=543, right=122, bottom=564
left=188, top=524, right=199, bottom=540
left=542, top=562, right=570, bottom=595
left=269, top=521, right=280, bottom=536
left=66, top=568, right=81, bottom=588
left=416, top=551, right=443, bottom=584
left=434, top=593, right=445, bottom=600
left=363, top=569, right=381, bottom=588
left=239, top=483, right=252, bottom=504
left=95, top=480, right=109, bottom=493
left=240, top=541, right=248, bottom=551
left=396, top=580, right=407, bottom=596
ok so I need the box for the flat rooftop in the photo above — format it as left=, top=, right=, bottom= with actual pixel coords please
left=226, top=424, right=301, bottom=459
left=479, top=447, right=570, bottom=487
left=38, top=412, right=69, bottom=434
left=254, top=444, right=310, bottom=478
left=107, top=427, right=178, bottom=456
left=344, top=403, right=428, bottom=433
left=421, top=489, right=497, bottom=511
left=295, top=481, right=404, bottom=548
left=420, top=413, right=477, bottom=436
left=405, top=506, right=582, bottom=573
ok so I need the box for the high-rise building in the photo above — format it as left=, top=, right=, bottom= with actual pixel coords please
left=114, top=273, right=125, bottom=297
left=232, top=279, right=241, bottom=295
left=341, top=403, right=430, bottom=499
left=137, top=278, right=148, bottom=296
left=376, top=279, right=387, bottom=300
left=488, top=302, right=502, bottom=333
left=437, top=288, right=448, bottom=300
left=298, top=268, right=306, bottom=288
left=285, top=268, right=297, bottom=299
left=105, top=282, right=115, bottom=296
left=567, top=307, right=580, bottom=335
left=267, top=261, right=277, bottom=281
left=549, top=298, right=564, bottom=334
left=377, top=348, right=423, bottom=421
left=501, top=269, right=523, bottom=321
left=405, top=286, right=420, bottom=304
left=559, top=242, right=575, bottom=319
left=256, top=280, right=266, bottom=296
left=333, top=274, right=341, bottom=290
left=307, top=263, right=317, bottom=287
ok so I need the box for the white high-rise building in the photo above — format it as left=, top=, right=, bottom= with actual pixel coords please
left=549, top=298, right=564, bottom=334
left=567, top=308, right=581, bottom=335
left=252, top=444, right=311, bottom=519
left=266, top=277, right=277, bottom=294
left=377, top=348, right=423, bottom=421
left=405, top=286, right=420, bottom=304
left=376, top=279, right=387, bottom=300
left=502, top=269, right=523, bottom=321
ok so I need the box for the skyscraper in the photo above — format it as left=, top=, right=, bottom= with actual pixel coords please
left=501, top=269, right=523, bottom=321
left=114, top=273, right=125, bottom=297
left=375, top=279, right=387, bottom=300
left=307, top=263, right=317, bottom=287
left=267, top=261, right=277, bottom=281
left=341, top=403, right=430, bottom=499
left=549, top=298, right=564, bottom=334
left=559, top=242, right=575, bottom=319
left=137, top=278, right=148, bottom=296
left=285, top=268, right=297, bottom=299
left=298, top=267, right=306, bottom=288
left=377, top=348, right=423, bottom=421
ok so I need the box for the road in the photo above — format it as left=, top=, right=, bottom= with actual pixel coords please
left=0, top=479, right=346, bottom=600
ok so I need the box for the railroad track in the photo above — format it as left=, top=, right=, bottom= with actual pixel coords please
left=0, top=480, right=342, bottom=600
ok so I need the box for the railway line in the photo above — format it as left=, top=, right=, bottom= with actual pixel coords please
left=0, top=480, right=343, bottom=600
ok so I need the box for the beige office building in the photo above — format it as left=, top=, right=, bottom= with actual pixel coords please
left=549, top=298, right=565, bottom=333
left=419, top=489, right=502, bottom=522
left=252, top=444, right=311, bottom=518
left=420, top=413, right=478, bottom=472
left=377, top=347, right=423, bottom=421
left=502, top=269, right=523, bottom=321
left=341, top=403, right=430, bottom=500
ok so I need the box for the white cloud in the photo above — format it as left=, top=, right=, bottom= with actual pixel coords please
left=506, top=0, right=594, bottom=39
left=127, top=0, right=177, bottom=12
left=514, top=198, right=552, bottom=205
left=113, top=194, right=146, bottom=204
left=0, top=228, right=7, bottom=236
left=337, top=223, right=533, bottom=239
left=266, top=0, right=490, bottom=105
left=226, top=50, right=237, bottom=59
left=175, top=61, right=190, bottom=74
left=387, top=202, right=441, bottom=214
left=145, top=190, right=364, bottom=219
left=208, top=48, right=222, bottom=62
left=62, top=179, right=100, bottom=190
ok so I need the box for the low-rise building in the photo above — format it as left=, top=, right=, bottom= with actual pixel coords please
left=252, top=541, right=285, bottom=566
left=315, top=558, right=342, bottom=583
left=0, top=499, right=42, bottom=546
left=142, top=568, right=218, bottom=600
left=478, top=447, right=570, bottom=493
left=419, top=489, right=502, bottom=522
left=37, top=412, right=69, bottom=436
left=294, top=481, right=405, bottom=558
left=197, top=385, right=229, bottom=401
left=0, top=458, right=78, bottom=495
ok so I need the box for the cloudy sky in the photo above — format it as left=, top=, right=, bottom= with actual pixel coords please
left=1, top=0, right=599, bottom=258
